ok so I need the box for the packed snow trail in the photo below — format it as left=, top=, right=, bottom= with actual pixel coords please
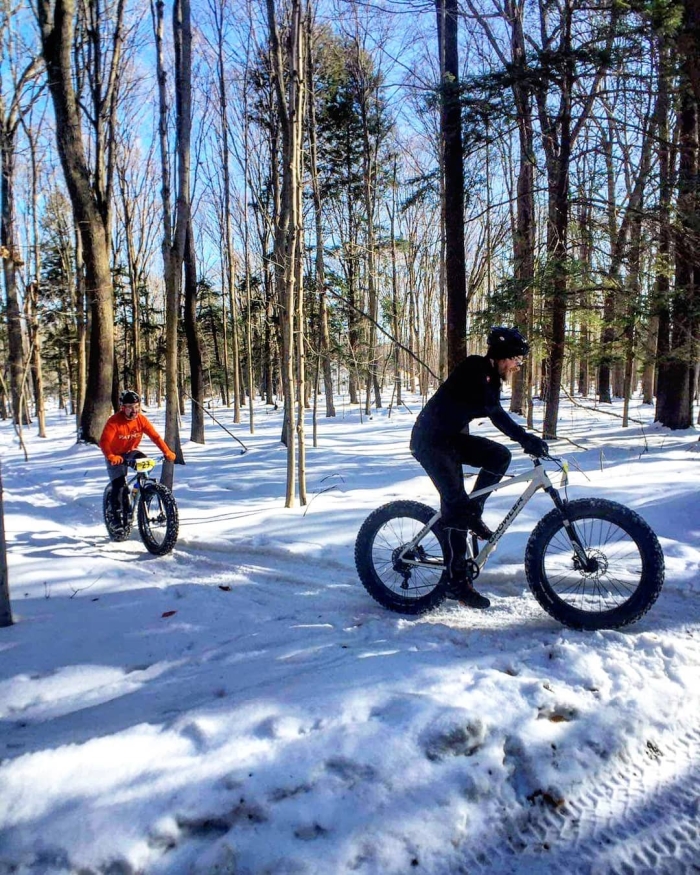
left=1, top=400, right=699, bottom=873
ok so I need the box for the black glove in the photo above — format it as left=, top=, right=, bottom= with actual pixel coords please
left=522, top=434, right=549, bottom=458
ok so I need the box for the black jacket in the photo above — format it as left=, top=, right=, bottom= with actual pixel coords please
left=412, top=355, right=529, bottom=446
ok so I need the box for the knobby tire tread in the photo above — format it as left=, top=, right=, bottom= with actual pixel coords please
left=137, top=482, right=179, bottom=556
left=524, top=498, right=664, bottom=630
left=355, top=500, right=448, bottom=615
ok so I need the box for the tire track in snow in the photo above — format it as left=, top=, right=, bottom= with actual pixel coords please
left=460, top=725, right=700, bottom=874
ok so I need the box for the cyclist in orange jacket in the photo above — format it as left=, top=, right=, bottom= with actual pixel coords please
left=99, top=390, right=176, bottom=527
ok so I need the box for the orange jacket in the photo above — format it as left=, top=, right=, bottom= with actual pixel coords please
left=100, top=411, right=173, bottom=464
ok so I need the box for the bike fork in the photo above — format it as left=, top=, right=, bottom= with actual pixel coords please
left=545, top=486, right=592, bottom=569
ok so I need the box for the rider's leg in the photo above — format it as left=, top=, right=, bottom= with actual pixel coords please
left=410, top=435, right=471, bottom=523
left=444, top=527, right=490, bottom=608
left=444, top=526, right=468, bottom=579
left=411, top=436, right=490, bottom=608
left=110, top=452, right=146, bottom=523
left=455, top=434, right=511, bottom=514
left=106, top=459, right=129, bottom=523
left=412, top=437, right=492, bottom=537
left=109, top=475, right=128, bottom=524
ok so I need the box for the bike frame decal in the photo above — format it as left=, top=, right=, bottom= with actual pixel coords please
left=474, top=478, right=542, bottom=567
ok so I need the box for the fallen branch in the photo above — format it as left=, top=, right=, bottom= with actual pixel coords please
left=325, top=288, right=440, bottom=383
left=560, top=386, right=646, bottom=426
left=184, top=392, right=249, bottom=454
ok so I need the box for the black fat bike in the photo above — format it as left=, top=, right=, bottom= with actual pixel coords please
left=103, top=456, right=179, bottom=556
left=355, top=456, right=665, bottom=631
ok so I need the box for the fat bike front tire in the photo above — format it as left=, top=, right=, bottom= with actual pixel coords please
left=102, top=484, right=132, bottom=542
left=355, top=500, right=449, bottom=615
left=137, top=482, right=179, bottom=556
left=525, top=498, right=664, bottom=631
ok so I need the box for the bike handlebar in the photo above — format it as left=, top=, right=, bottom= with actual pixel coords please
left=531, top=453, right=562, bottom=465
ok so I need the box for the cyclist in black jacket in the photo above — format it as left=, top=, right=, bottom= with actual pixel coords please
left=410, top=326, right=548, bottom=609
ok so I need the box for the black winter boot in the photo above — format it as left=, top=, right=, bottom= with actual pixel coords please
left=448, top=578, right=490, bottom=609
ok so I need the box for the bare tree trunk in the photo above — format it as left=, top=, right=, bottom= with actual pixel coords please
left=152, top=0, right=187, bottom=486
left=74, top=229, right=87, bottom=424
left=242, top=96, right=256, bottom=431
left=267, top=0, right=305, bottom=507
left=212, top=0, right=242, bottom=423
left=436, top=0, right=467, bottom=370
left=510, top=3, right=535, bottom=418
left=295, top=155, right=306, bottom=505
left=622, top=201, right=645, bottom=427
left=307, top=14, right=335, bottom=417
left=0, top=463, right=13, bottom=627
left=388, top=159, right=401, bottom=408
left=598, top=128, right=617, bottom=404
left=575, top=184, right=593, bottom=398
left=534, top=0, right=615, bottom=438
left=38, top=0, right=121, bottom=444
left=356, top=42, right=382, bottom=413
left=641, top=315, right=658, bottom=404
left=184, top=220, right=204, bottom=442
left=23, top=113, right=47, bottom=435
left=1, top=59, right=43, bottom=428
left=655, top=37, right=679, bottom=423
left=657, top=80, right=698, bottom=428
left=117, top=164, right=143, bottom=399
left=0, top=137, right=28, bottom=426
left=539, top=21, right=572, bottom=440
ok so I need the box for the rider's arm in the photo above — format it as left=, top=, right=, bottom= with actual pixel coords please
left=485, top=399, right=530, bottom=445
left=485, top=394, right=547, bottom=456
left=99, top=419, right=123, bottom=464
left=142, top=417, right=176, bottom=460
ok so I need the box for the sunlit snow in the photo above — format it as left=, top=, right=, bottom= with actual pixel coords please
left=1, top=392, right=698, bottom=874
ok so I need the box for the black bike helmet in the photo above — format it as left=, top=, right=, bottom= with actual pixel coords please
left=119, top=389, right=141, bottom=405
left=487, top=326, right=529, bottom=359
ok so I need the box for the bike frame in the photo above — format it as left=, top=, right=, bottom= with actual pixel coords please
left=123, top=458, right=159, bottom=511
left=398, top=459, right=590, bottom=573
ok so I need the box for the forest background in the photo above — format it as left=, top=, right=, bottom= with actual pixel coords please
left=1, top=0, right=700, bottom=516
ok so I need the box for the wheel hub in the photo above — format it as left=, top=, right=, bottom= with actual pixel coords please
left=573, top=548, right=608, bottom=579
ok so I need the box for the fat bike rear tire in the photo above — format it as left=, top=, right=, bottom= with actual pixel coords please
left=525, top=498, right=664, bottom=631
left=355, top=500, right=449, bottom=615
left=102, top=484, right=132, bottom=541
left=137, top=482, right=179, bottom=556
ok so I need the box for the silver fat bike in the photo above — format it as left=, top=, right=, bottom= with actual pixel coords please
left=102, top=456, right=179, bottom=556
left=355, top=457, right=665, bottom=630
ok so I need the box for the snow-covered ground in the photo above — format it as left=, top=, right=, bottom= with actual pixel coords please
left=1, top=391, right=699, bottom=875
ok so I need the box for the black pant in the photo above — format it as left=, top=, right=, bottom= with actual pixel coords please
left=110, top=475, right=128, bottom=517
left=107, top=450, right=146, bottom=516
left=411, top=429, right=511, bottom=579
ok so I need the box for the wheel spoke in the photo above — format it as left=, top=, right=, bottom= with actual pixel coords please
left=366, top=511, right=445, bottom=601
left=542, top=516, right=644, bottom=613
